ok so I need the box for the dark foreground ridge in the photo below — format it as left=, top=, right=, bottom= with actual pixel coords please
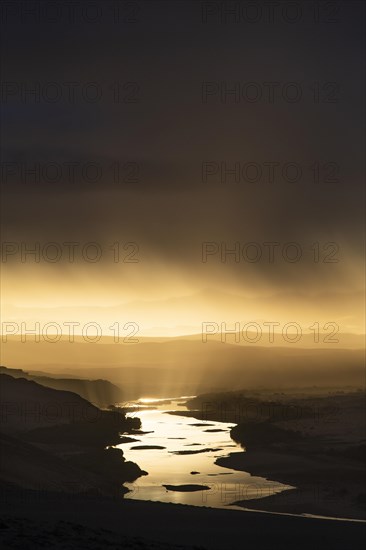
left=0, top=515, right=202, bottom=550
left=0, top=488, right=364, bottom=550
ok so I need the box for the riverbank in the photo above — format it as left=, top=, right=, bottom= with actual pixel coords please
left=173, top=390, right=366, bottom=520
left=215, top=450, right=366, bottom=520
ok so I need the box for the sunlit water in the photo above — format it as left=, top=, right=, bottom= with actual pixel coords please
left=117, top=397, right=293, bottom=509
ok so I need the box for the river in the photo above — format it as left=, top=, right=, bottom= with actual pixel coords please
left=117, top=396, right=293, bottom=509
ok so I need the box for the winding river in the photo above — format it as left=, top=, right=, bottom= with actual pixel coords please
left=118, top=397, right=293, bottom=509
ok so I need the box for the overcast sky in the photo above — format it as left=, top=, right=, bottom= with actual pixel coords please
left=0, top=1, right=364, bottom=335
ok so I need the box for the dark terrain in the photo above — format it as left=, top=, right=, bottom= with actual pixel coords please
left=181, top=390, right=366, bottom=519
left=0, top=369, right=365, bottom=548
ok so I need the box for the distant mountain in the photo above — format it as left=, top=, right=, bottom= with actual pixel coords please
left=0, top=366, right=123, bottom=407
left=2, top=337, right=363, bottom=400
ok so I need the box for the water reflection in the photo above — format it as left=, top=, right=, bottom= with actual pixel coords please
left=118, top=397, right=293, bottom=509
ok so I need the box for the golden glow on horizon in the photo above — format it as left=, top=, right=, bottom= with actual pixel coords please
left=1, top=242, right=364, bottom=337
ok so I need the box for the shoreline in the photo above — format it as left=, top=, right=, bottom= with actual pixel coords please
left=215, top=450, right=366, bottom=520
left=166, top=407, right=365, bottom=521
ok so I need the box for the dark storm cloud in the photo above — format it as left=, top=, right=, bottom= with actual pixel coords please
left=0, top=0, right=364, bottom=276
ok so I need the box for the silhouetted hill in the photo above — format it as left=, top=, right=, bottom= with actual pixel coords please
left=0, top=373, right=99, bottom=433
left=0, top=375, right=145, bottom=496
left=0, top=366, right=123, bottom=407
